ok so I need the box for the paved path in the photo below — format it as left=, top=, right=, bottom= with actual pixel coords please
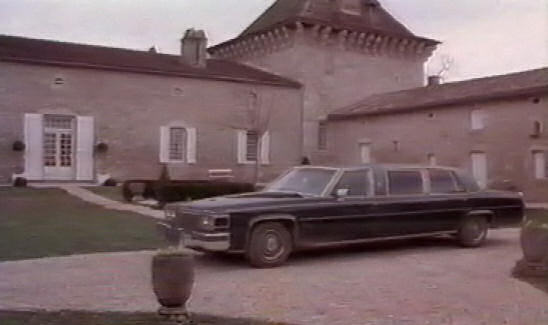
left=57, top=185, right=164, bottom=219
left=1, top=229, right=546, bottom=325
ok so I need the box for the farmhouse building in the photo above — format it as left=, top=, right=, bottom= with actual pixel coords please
left=0, top=31, right=303, bottom=183
left=0, top=0, right=547, bottom=201
left=328, top=68, right=548, bottom=201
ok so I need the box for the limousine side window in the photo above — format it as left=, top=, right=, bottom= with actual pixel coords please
left=429, top=169, right=464, bottom=193
left=333, top=170, right=370, bottom=196
left=388, top=170, right=424, bottom=195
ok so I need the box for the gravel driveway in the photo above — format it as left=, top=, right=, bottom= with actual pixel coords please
left=0, top=228, right=546, bottom=325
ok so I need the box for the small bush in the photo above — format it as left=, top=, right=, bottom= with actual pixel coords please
left=13, top=177, right=27, bottom=187
left=103, top=178, right=118, bottom=187
left=122, top=180, right=155, bottom=202
left=154, top=181, right=255, bottom=204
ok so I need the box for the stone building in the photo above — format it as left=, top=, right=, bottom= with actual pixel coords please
left=209, top=0, right=438, bottom=162
left=0, top=31, right=303, bottom=183
left=328, top=68, right=548, bottom=201
left=1, top=0, right=546, bottom=202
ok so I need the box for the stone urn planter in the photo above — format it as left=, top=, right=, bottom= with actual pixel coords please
left=152, top=249, right=195, bottom=324
left=515, top=213, right=548, bottom=277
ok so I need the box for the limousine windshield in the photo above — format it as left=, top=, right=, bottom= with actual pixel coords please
left=265, top=168, right=336, bottom=196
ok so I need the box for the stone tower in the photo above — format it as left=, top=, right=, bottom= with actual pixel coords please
left=209, top=0, right=439, bottom=162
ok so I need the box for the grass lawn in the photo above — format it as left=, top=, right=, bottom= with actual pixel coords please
left=0, top=188, right=165, bottom=262
left=86, top=186, right=126, bottom=202
left=0, top=310, right=290, bottom=325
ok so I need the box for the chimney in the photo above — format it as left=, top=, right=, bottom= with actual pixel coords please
left=180, top=28, right=207, bottom=68
left=427, top=75, right=442, bottom=86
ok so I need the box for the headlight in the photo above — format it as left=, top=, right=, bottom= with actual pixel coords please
left=200, top=214, right=230, bottom=231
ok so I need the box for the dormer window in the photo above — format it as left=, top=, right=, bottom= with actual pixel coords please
left=53, top=77, right=65, bottom=86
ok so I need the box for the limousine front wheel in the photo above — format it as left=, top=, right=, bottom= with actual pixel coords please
left=457, top=216, right=488, bottom=247
left=247, top=222, right=292, bottom=268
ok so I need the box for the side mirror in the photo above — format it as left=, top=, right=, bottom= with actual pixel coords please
left=334, top=188, right=349, bottom=198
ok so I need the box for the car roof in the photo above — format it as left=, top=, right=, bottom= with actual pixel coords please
left=294, top=164, right=461, bottom=172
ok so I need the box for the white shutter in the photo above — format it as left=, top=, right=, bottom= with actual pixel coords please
left=260, top=131, right=270, bottom=165
left=159, top=126, right=169, bottom=163
left=186, top=127, right=197, bottom=164
left=76, top=116, right=94, bottom=181
left=360, top=143, right=371, bottom=164
left=534, top=151, right=546, bottom=179
left=24, top=113, right=44, bottom=180
left=237, top=130, right=247, bottom=164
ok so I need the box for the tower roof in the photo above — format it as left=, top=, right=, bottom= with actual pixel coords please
left=239, top=0, right=434, bottom=43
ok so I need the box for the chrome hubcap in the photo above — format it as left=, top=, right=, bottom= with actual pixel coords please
left=263, top=231, right=284, bottom=260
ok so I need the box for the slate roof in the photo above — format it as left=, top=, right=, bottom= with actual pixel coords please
left=329, top=67, right=548, bottom=120
left=0, top=35, right=301, bottom=88
left=211, top=0, right=438, bottom=51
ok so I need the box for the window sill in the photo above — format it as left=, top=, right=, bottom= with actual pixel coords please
left=238, top=161, right=270, bottom=166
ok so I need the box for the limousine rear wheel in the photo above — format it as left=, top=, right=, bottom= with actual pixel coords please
left=247, top=222, right=292, bottom=268
left=457, top=216, right=488, bottom=247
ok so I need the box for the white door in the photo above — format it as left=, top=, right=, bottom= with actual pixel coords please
left=43, top=115, right=76, bottom=180
left=471, top=152, right=487, bottom=189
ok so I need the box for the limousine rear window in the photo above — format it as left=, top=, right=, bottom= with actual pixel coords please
left=429, top=169, right=464, bottom=193
left=388, top=170, right=423, bottom=195
left=266, top=168, right=336, bottom=196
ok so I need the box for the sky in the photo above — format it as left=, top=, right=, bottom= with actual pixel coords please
left=0, top=0, right=546, bottom=81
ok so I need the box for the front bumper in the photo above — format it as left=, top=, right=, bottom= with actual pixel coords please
left=157, top=222, right=230, bottom=252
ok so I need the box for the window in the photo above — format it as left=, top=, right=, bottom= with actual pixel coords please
left=237, top=130, right=270, bottom=164
left=318, top=121, right=327, bottom=150
left=246, top=130, right=259, bottom=162
left=169, top=127, right=187, bottom=161
left=160, top=126, right=196, bottom=164
left=333, top=170, right=370, bottom=196
left=388, top=170, right=424, bottom=195
left=359, top=143, right=371, bottom=163
left=471, top=109, right=486, bottom=130
left=533, top=151, right=548, bottom=179
left=531, top=121, right=543, bottom=137
left=266, top=168, right=336, bottom=196
left=470, top=152, right=487, bottom=189
left=427, top=153, right=437, bottom=166
left=429, top=169, right=463, bottom=193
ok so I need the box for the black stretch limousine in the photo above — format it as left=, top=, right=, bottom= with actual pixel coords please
left=159, top=164, right=524, bottom=267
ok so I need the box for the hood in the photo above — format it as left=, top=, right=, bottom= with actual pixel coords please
left=170, top=191, right=321, bottom=212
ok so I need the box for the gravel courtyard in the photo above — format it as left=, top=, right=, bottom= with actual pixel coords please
left=0, top=228, right=546, bottom=325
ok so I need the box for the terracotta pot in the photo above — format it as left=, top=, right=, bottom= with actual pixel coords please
left=152, top=253, right=195, bottom=308
left=521, top=221, right=548, bottom=264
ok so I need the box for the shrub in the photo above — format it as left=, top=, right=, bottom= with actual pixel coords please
left=121, top=180, right=156, bottom=202
left=154, top=181, right=255, bottom=205
left=13, top=177, right=27, bottom=187
left=103, top=178, right=118, bottom=187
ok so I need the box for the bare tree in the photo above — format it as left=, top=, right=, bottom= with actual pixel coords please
left=428, top=53, right=455, bottom=81
left=248, top=91, right=271, bottom=184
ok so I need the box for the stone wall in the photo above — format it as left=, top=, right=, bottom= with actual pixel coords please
left=226, top=28, right=428, bottom=163
left=0, top=61, right=303, bottom=183
left=327, top=94, right=548, bottom=201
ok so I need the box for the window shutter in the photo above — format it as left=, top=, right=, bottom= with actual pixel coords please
left=24, top=113, right=44, bottom=180
left=186, top=127, right=197, bottom=164
left=260, top=131, right=270, bottom=165
left=237, top=130, right=247, bottom=164
left=534, top=151, right=546, bottom=179
left=76, top=116, right=95, bottom=181
left=159, top=126, right=169, bottom=163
